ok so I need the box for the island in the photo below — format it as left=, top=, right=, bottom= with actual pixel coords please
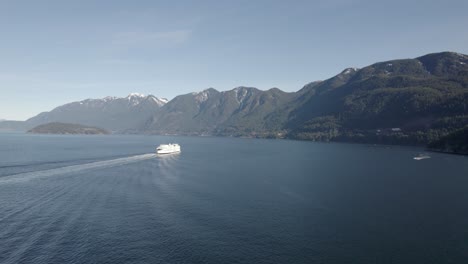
left=28, top=122, right=110, bottom=135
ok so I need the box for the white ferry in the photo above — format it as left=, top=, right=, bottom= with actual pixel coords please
left=156, top=143, right=181, bottom=154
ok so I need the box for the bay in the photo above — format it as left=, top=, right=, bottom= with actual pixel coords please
left=1, top=133, right=468, bottom=263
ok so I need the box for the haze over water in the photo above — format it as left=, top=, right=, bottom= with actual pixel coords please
left=1, top=133, right=468, bottom=263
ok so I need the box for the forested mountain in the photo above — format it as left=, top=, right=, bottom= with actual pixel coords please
left=285, top=52, right=468, bottom=145
left=142, top=87, right=295, bottom=136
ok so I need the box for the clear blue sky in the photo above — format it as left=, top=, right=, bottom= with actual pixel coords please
left=1, top=0, right=467, bottom=120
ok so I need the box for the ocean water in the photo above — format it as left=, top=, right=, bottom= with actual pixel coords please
left=1, top=133, right=468, bottom=263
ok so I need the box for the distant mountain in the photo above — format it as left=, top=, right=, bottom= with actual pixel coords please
left=26, top=93, right=168, bottom=132
left=28, top=122, right=110, bottom=135
left=0, top=120, right=30, bottom=131
left=142, top=87, right=295, bottom=136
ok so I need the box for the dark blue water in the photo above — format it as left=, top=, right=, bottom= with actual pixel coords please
left=1, top=133, right=468, bottom=263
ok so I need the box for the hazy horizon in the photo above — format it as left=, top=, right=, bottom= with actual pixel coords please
left=1, top=0, right=467, bottom=120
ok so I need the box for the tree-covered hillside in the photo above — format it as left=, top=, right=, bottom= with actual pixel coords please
left=28, top=122, right=110, bottom=135
left=287, top=52, right=468, bottom=146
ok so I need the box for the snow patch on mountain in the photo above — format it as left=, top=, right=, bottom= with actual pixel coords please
left=341, top=68, right=359, bottom=75
left=73, top=93, right=167, bottom=107
left=127, top=93, right=146, bottom=98
left=150, top=96, right=168, bottom=106
left=193, top=90, right=213, bottom=103
left=233, top=87, right=249, bottom=105
left=103, top=96, right=117, bottom=101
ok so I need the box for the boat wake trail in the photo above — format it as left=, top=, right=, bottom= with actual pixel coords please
left=0, top=153, right=157, bottom=184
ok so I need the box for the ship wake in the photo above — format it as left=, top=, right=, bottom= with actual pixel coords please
left=0, top=153, right=157, bottom=184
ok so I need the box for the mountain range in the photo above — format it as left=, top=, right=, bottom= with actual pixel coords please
left=1, top=93, right=167, bottom=132
left=142, top=87, right=295, bottom=135
left=1, top=51, right=467, bottom=149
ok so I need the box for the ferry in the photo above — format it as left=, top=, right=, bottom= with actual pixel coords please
left=156, top=143, right=181, bottom=154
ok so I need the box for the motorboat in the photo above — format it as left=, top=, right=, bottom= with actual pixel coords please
left=413, top=154, right=430, bottom=160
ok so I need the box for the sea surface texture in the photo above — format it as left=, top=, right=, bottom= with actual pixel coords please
left=1, top=133, right=468, bottom=263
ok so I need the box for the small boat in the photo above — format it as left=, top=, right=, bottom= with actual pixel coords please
left=413, top=154, right=430, bottom=160
left=156, top=143, right=181, bottom=154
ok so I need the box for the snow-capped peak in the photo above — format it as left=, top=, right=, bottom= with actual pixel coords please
left=74, top=93, right=167, bottom=107
left=126, top=93, right=146, bottom=98
left=126, top=93, right=148, bottom=106
left=103, top=96, right=117, bottom=101
left=341, top=67, right=358, bottom=75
